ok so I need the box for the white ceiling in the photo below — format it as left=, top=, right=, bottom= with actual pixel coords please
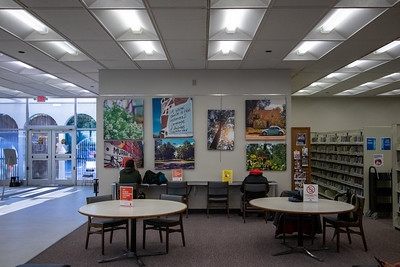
left=0, top=0, right=399, bottom=98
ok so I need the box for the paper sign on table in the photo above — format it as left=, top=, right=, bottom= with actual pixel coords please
left=303, top=184, right=318, bottom=202
left=120, top=186, right=134, bottom=206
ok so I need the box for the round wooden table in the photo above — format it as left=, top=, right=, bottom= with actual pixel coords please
left=79, top=199, right=187, bottom=265
left=250, top=197, right=354, bottom=261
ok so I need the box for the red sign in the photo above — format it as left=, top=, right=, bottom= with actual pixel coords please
left=37, top=96, right=46, bottom=102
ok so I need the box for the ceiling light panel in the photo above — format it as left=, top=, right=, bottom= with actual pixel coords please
left=119, top=41, right=166, bottom=61
left=208, top=41, right=251, bottom=60
left=284, top=41, right=341, bottom=60
left=209, top=9, right=266, bottom=41
left=335, top=0, right=400, bottom=8
left=211, top=0, right=271, bottom=8
left=82, top=0, right=145, bottom=8
left=91, top=10, right=158, bottom=41
left=304, top=8, right=387, bottom=41
left=0, top=10, right=62, bottom=41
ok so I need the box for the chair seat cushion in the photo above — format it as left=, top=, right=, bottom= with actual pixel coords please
left=144, top=218, right=178, bottom=226
left=208, top=197, right=228, bottom=201
left=91, top=218, right=127, bottom=225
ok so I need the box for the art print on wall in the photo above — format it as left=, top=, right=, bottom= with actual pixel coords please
left=154, top=138, right=195, bottom=170
left=103, top=99, right=144, bottom=140
left=245, top=98, right=286, bottom=141
left=152, top=97, right=193, bottom=138
left=104, top=140, right=144, bottom=169
left=207, top=109, right=235, bottom=151
left=246, top=143, right=286, bottom=171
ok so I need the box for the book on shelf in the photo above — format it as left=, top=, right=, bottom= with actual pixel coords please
left=222, top=169, right=233, bottom=183
left=120, top=186, right=134, bottom=207
left=172, top=169, right=183, bottom=181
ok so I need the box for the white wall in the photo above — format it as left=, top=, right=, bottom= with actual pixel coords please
left=97, top=70, right=292, bottom=199
left=292, top=97, right=400, bottom=132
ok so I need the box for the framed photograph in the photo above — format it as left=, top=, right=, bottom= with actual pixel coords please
left=154, top=138, right=195, bottom=170
left=207, top=109, right=235, bottom=150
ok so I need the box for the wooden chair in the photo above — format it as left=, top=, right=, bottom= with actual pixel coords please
left=142, top=194, right=186, bottom=253
left=242, top=183, right=268, bottom=223
left=207, top=181, right=229, bottom=218
left=322, top=195, right=368, bottom=252
left=85, top=195, right=129, bottom=255
left=166, top=181, right=189, bottom=217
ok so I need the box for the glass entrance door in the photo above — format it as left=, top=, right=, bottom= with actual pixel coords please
left=28, top=128, right=76, bottom=186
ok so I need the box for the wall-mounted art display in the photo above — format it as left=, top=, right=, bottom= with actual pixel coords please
left=246, top=143, right=286, bottom=171
left=154, top=138, right=195, bottom=170
left=152, top=97, right=193, bottom=138
left=103, top=99, right=144, bottom=140
left=104, top=140, right=144, bottom=169
left=207, top=109, right=235, bottom=151
left=245, top=98, right=286, bottom=141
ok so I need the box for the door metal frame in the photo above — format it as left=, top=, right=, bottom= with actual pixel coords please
left=27, top=126, right=76, bottom=186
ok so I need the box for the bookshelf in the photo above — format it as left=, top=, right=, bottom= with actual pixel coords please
left=311, top=130, right=364, bottom=199
left=392, top=124, right=400, bottom=229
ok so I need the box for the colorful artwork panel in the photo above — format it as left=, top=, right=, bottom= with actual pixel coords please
left=245, top=98, right=286, bottom=141
left=104, top=99, right=144, bottom=140
left=104, top=140, right=144, bottom=168
left=207, top=109, right=235, bottom=150
left=246, top=143, right=286, bottom=171
left=152, top=97, right=193, bottom=138
left=154, top=138, right=195, bottom=170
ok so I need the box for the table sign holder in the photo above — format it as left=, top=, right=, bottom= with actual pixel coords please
left=303, top=184, right=318, bottom=202
left=2, top=149, right=17, bottom=201
left=120, top=186, right=134, bottom=206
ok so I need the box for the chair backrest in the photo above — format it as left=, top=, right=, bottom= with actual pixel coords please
left=243, top=183, right=268, bottom=202
left=160, top=193, right=184, bottom=203
left=244, top=183, right=268, bottom=193
left=356, top=196, right=365, bottom=221
left=86, top=194, right=112, bottom=204
left=208, top=181, right=229, bottom=196
left=166, top=181, right=188, bottom=196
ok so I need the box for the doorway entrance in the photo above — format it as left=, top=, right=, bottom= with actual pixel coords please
left=27, top=127, right=76, bottom=186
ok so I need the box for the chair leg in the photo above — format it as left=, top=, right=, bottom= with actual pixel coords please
left=101, top=229, right=105, bottom=255
left=125, top=224, right=129, bottom=250
left=360, top=227, right=368, bottom=251
left=159, top=228, right=163, bottom=243
left=85, top=225, right=90, bottom=249
left=346, top=227, right=352, bottom=244
left=166, top=227, right=169, bottom=254
left=110, top=229, right=114, bottom=243
left=142, top=223, right=146, bottom=249
left=181, top=223, right=186, bottom=247
left=322, top=219, right=326, bottom=245
left=336, top=227, right=340, bottom=253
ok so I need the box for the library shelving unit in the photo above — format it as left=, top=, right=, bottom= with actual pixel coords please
left=392, top=124, right=400, bottom=230
left=310, top=130, right=364, bottom=200
left=311, top=127, right=392, bottom=215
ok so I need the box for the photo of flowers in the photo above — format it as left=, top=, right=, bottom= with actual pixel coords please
left=103, top=99, right=144, bottom=140
left=154, top=138, right=195, bottom=170
left=246, top=143, right=286, bottom=171
left=152, top=97, right=193, bottom=138
left=104, top=140, right=144, bottom=169
left=245, top=98, right=286, bottom=141
left=207, top=109, right=235, bottom=151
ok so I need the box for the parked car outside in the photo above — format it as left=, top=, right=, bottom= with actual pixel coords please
left=260, top=126, right=285, bottom=136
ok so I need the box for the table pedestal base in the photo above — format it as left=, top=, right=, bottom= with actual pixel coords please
left=98, top=249, right=166, bottom=266
left=273, top=245, right=327, bottom=262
